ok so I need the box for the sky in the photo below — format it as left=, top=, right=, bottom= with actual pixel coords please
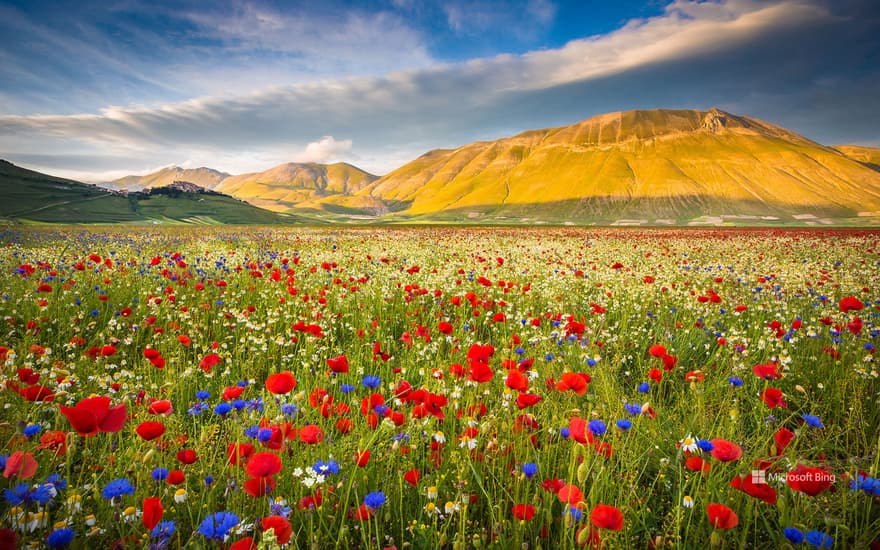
left=0, top=0, right=878, bottom=182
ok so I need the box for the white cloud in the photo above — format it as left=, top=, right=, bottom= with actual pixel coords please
left=296, top=136, right=354, bottom=163
left=2, top=0, right=871, bottom=180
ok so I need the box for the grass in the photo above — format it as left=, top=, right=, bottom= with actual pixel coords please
left=0, top=226, right=878, bottom=549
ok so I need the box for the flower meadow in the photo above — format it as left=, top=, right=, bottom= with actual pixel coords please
left=0, top=226, right=879, bottom=549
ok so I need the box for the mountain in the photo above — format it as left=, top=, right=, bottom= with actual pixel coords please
left=214, top=162, right=379, bottom=212
left=109, top=166, right=229, bottom=191
left=359, top=108, right=880, bottom=225
left=0, top=161, right=298, bottom=225
left=834, top=145, right=880, bottom=172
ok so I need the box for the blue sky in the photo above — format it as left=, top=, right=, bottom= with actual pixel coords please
left=0, top=0, right=878, bottom=181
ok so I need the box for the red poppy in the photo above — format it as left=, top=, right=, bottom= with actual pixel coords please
left=706, top=503, right=738, bottom=529
left=730, top=474, right=777, bottom=504
left=557, top=484, right=584, bottom=506
left=177, top=335, right=191, bottom=347
left=36, top=430, right=67, bottom=455
left=327, top=355, right=349, bottom=374
left=556, top=372, right=590, bottom=395
left=516, top=393, right=542, bottom=409
left=299, top=425, right=324, bottom=444
left=18, top=385, right=54, bottom=402
left=661, top=353, right=678, bottom=371
left=590, top=504, right=624, bottom=531
left=568, top=417, right=594, bottom=446
left=229, top=537, right=256, bottom=550
left=774, top=427, right=795, bottom=455
left=505, top=370, right=529, bottom=392
left=710, top=439, right=742, bottom=462
left=648, top=344, right=667, bottom=357
left=752, top=362, right=782, bottom=380
left=761, top=388, right=786, bottom=409
left=438, top=321, right=453, bottom=335
left=685, top=455, right=711, bottom=473
left=0, top=528, right=18, bottom=550
left=839, top=296, right=864, bottom=312
left=166, top=470, right=185, bottom=485
left=147, top=400, right=173, bottom=416
left=243, top=476, right=276, bottom=497
left=787, top=464, right=834, bottom=496
left=59, top=396, right=127, bottom=436
left=176, top=449, right=198, bottom=465
left=2, top=452, right=38, bottom=480
left=404, top=468, right=421, bottom=487
left=262, top=516, right=293, bottom=545
left=511, top=504, right=535, bottom=520
left=265, top=372, right=297, bottom=395
left=246, top=452, right=283, bottom=478
left=355, top=450, right=371, bottom=467
left=142, top=497, right=163, bottom=530
left=469, top=361, right=494, bottom=383
left=136, top=421, right=166, bottom=441
left=199, top=353, right=222, bottom=373
left=228, top=442, right=255, bottom=465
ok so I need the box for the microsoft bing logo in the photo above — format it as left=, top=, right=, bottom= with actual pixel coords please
left=751, top=469, right=835, bottom=485
left=751, top=470, right=767, bottom=484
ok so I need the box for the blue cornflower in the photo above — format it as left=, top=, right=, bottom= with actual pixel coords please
left=46, top=527, right=75, bottom=548
left=362, top=375, right=382, bottom=389
left=205, top=476, right=215, bottom=486
left=559, top=427, right=570, bottom=439
left=374, top=404, right=390, bottom=416
left=616, top=419, right=633, bottom=430
left=30, top=483, right=54, bottom=505
left=101, top=478, right=135, bottom=500
left=586, top=358, right=597, bottom=367
left=565, top=506, right=583, bottom=521
left=364, top=491, right=386, bottom=509
left=624, top=403, right=642, bottom=415
left=151, top=520, right=177, bottom=538
left=45, top=474, right=66, bottom=493
left=213, top=402, right=232, bottom=416
left=269, top=496, right=292, bottom=517
left=281, top=403, right=298, bottom=417
left=257, top=428, right=274, bottom=443
left=805, top=530, right=833, bottom=548
left=340, top=384, right=355, bottom=394
left=522, top=462, right=538, bottom=479
left=696, top=439, right=714, bottom=452
left=198, top=512, right=240, bottom=540
left=232, top=399, right=247, bottom=411
left=728, top=377, right=744, bottom=387
left=588, top=420, right=607, bottom=436
left=244, top=426, right=260, bottom=438
left=187, top=403, right=208, bottom=416
left=784, top=527, right=805, bottom=544
left=0, top=455, right=7, bottom=470
left=196, top=390, right=211, bottom=400
left=23, top=424, right=41, bottom=439
left=3, top=483, right=30, bottom=506
left=637, top=382, right=650, bottom=393
left=802, top=414, right=824, bottom=428
left=312, top=459, right=340, bottom=476
left=151, top=468, right=169, bottom=481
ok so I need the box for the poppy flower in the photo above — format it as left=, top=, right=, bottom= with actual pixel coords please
left=18, top=385, right=55, bottom=402
left=556, top=372, right=590, bottom=395
left=774, top=427, right=795, bottom=455
left=839, top=296, right=864, bottom=312
left=404, top=468, right=421, bottom=487
left=735, top=474, right=777, bottom=504
left=709, top=439, right=742, bottom=461
left=246, top=452, right=283, bottom=478
left=228, top=443, right=255, bottom=465
left=299, top=425, right=324, bottom=444
left=355, top=450, right=371, bottom=467
left=761, top=388, right=786, bottom=409
left=229, top=537, right=256, bottom=550
left=261, top=516, right=292, bottom=545
left=136, top=421, right=166, bottom=441
left=176, top=449, right=198, bottom=465
left=706, top=503, right=738, bottom=529
left=243, top=476, right=276, bottom=497
left=148, top=400, right=173, bottom=416
left=438, top=321, right=453, bottom=335
left=590, top=504, right=624, bottom=531
left=505, top=370, right=529, bottom=392
left=787, top=464, right=834, bottom=496
left=166, top=470, right=185, bottom=485
left=59, top=396, right=127, bottom=436
left=265, top=372, right=297, bottom=395
left=557, top=484, right=584, bottom=506
left=2, top=452, right=38, bottom=480
left=516, top=393, right=542, bottom=409
left=142, top=497, right=163, bottom=530
left=36, top=430, right=67, bottom=455
left=685, top=455, right=711, bottom=473
left=752, top=362, right=782, bottom=380
left=327, top=355, right=349, bottom=374
left=469, top=361, right=494, bottom=383
left=649, top=344, right=667, bottom=357
left=199, top=353, right=222, bottom=373
left=511, top=504, right=535, bottom=520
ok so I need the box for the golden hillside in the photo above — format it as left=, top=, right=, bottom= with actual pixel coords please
left=112, top=166, right=229, bottom=191
left=214, top=162, right=378, bottom=212
left=834, top=145, right=880, bottom=170
left=360, top=109, right=880, bottom=223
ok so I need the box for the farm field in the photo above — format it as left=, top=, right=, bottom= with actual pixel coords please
left=1, top=226, right=878, bottom=549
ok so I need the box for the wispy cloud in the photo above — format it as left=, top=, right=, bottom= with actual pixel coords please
left=1, top=0, right=878, bottom=180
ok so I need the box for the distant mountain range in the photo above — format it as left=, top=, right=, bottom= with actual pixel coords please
left=6, top=108, right=880, bottom=225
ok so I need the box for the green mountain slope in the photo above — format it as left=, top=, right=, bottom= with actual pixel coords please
left=109, top=166, right=230, bottom=191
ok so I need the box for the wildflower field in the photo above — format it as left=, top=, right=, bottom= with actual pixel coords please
left=1, top=226, right=879, bottom=549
